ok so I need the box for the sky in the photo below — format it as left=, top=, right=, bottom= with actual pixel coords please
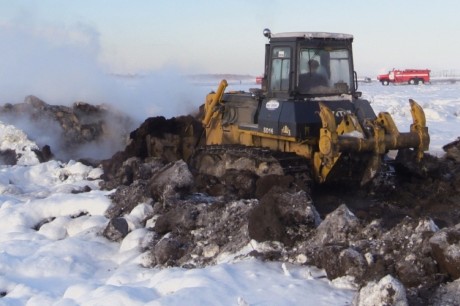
left=1, top=0, right=459, bottom=77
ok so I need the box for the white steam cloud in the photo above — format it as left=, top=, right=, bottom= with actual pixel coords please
left=0, top=16, right=206, bottom=122
left=0, top=15, right=208, bottom=160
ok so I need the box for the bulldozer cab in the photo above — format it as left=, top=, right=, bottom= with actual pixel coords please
left=263, top=29, right=356, bottom=99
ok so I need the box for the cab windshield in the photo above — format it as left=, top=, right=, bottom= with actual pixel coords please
left=297, top=48, right=353, bottom=95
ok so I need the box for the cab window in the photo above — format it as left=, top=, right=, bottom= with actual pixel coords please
left=298, top=48, right=352, bottom=95
left=270, top=47, right=291, bottom=91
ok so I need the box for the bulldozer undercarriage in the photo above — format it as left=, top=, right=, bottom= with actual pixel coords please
left=190, top=144, right=313, bottom=189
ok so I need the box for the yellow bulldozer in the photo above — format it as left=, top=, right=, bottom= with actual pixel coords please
left=193, top=29, right=430, bottom=186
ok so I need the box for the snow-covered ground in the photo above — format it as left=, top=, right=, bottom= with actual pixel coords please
left=0, top=155, right=355, bottom=305
left=0, top=81, right=459, bottom=305
left=359, top=82, right=460, bottom=155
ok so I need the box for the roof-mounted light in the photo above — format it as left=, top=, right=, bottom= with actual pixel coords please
left=263, top=28, right=271, bottom=38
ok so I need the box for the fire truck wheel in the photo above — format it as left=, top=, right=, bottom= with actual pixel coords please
left=382, top=80, right=389, bottom=86
left=409, top=79, right=416, bottom=85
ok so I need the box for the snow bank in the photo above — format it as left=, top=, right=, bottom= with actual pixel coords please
left=0, top=120, right=40, bottom=165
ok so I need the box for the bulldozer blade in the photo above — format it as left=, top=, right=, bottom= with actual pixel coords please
left=361, top=154, right=382, bottom=186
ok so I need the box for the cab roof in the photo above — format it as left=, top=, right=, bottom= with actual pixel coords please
left=270, top=32, right=353, bottom=40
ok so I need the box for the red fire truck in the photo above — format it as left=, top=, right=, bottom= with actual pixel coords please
left=377, top=69, right=430, bottom=85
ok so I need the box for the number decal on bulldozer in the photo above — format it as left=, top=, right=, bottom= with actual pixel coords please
left=263, top=127, right=274, bottom=134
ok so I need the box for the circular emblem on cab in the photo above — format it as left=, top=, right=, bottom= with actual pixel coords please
left=266, top=100, right=279, bottom=110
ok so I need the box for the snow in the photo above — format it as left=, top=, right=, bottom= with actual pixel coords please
left=0, top=121, right=40, bottom=166
left=359, top=82, right=460, bottom=155
left=354, top=274, right=408, bottom=306
left=0, top=81, right=459, bottom=305
left=0, top=162, right=356, bottom=306
left=0, top=134, right=355, bottom=305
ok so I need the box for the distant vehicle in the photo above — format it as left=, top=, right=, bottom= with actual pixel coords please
left=377, top=69, right=430, bottom=85
left=255, top=76, right=263, bottom=84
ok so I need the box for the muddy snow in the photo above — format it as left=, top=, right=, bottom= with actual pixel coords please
left=0, top=81, right=459, bottom=305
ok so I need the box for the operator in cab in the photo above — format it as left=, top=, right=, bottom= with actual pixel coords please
left=298, top=59, right=328, bottom=93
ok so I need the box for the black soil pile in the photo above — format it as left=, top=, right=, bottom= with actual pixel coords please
left=99, top=115, right=460, bottom=305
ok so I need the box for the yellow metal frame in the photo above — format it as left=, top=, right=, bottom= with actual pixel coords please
left=201, top=80, right=430, bottom=184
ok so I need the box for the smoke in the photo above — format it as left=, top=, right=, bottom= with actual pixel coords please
left=0, top=15, right=207, bottom=160
left=0, top=114, right=63, bottom=156
left=0, top=104, right=134, bottom=161
left=0, top=15, right=206, bottom=120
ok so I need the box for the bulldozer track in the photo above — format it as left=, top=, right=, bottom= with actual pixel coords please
left=190, top=144, right=311, bottom=180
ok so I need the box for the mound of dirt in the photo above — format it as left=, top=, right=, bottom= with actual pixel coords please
left=3, top=99, right=458, bottom=305
left=100, top=115, right=202, bottom=190
left=98, top=115, right=460, bottom=305
left=0, top=95, right=134, bottom=162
